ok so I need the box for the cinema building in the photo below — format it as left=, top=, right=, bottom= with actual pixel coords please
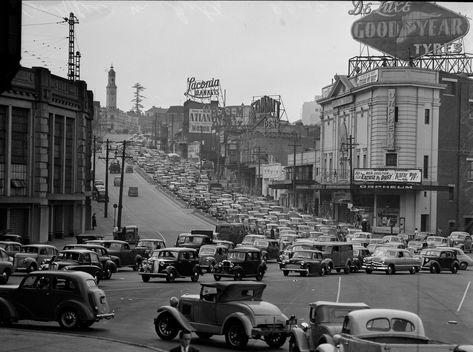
left=317, top=67, right=473, bottom=235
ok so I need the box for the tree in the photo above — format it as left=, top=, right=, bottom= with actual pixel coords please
left=131, top=83, right=146, bottom=114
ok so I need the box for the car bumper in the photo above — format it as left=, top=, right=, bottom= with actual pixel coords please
left=362, top=264, right=388, bottom=271
left=250, top=326, right=290, bottom=339
left=96, top=312, right=115, bottom=320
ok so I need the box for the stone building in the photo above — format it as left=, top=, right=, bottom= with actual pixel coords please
left=0, top=66, right=94, bottom=243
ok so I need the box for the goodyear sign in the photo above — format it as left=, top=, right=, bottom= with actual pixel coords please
left=351, top=2, right=470, bottom=61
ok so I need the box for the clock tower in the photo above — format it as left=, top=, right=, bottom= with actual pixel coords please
left=106, top=65, right=117, bottom=109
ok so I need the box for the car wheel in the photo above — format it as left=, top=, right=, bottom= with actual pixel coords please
left=255, top=269, right=264, bottom=281
left=460, top=262, right=468, bottom=270
left=141, top=274, right=150, bottom=282
left=103, top=266, right=113, bottom=280
left=213, top=275, right=221, bottom=281
left=344, top=264, right=351, bottom=274
left=225, top=321, right=249, bottom=349
left=233, top=270, right=243, bottom=281
left=0, top=270, right=9, bottom=284
left=264, top=333, right=287, bottom=348
left=196, top=332, right=213, bottom=339
left=430, top=264, right=440, bottom=273
left=319, top=266, right=325, bottom=276
left=300, top=271, right=308, bottom=277
left=58, top=308, right=80, bottom=329
left=166, top=270, right=176, bottom=283
left=452, top=264, right=459, bottom=274
left=282, top=270, right=289, bottom=276
left=365, top=268, right=372, bottom=274
left=386, top=264, right=395, bottom=275
left=409, top=266, right=416, bottom=274
left=336, top=268, right=341, bottom=273
left=326, top=264, right=333, bottom=275
left=154, top=312, right=179, bottom=340
left=133, top=260, right=141, bottom=271
left=191, top=270, right=200, bottom=282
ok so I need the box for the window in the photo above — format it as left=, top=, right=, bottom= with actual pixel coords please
left=425, top=109, right=430, bottom=124
left=366, top=318, right=390, bottom=331
left=467, top=160, right=473, bottom=181
left=395, top=106, right=398, bottom=122
left=386, top=153, right=397, bottom=166
left=449, top=186, right=455, bottom=201
left=11, top=107, right=28, bottom=165
left=423, top=155, right=429, bottom=178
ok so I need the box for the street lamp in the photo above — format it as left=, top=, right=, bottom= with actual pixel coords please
left=113, top=203, right=118, bottom=227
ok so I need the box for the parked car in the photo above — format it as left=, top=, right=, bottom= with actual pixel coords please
left=128, top=186, right=139, bottom=197
left=41, top=249, right=104, bottom=282
left=289, top=301, right=370, bottom=350
left=447, top=231, right=472, bottom=252
left=125, top=165, right=134, bottom=173
left=280, top=249, right=329, bottom=277
left=0, top=271, right=114, bottom=328
left=420, top=248, right=460, bottom=273
left=62, top=243, right=118, bottom=279
left=362, top=247, right=421, bottom=274
left=113, top=176, right=121, bottom=186
left=154, top=282, right=296, bottom=349
left=13, top=244, right=59, bottom=272
left=198, top=244, right=228, bottom=273
left=138, top=247, right=201, bottom=283
left=213, top=247, right=266, bottom=281
left=0, top=247, right=13, bottom=283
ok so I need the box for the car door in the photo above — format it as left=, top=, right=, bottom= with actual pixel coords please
left=176, top=251, right=193, bottom=276
left=15, top=274, right=56, bottom=320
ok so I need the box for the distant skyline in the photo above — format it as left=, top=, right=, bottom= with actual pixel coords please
left=21, top=1, right=473, bottom=121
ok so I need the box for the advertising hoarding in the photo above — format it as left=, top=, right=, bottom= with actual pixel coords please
left=354, top=168, right=422, bottom=183
left=189, top=108, right=212, bottom=134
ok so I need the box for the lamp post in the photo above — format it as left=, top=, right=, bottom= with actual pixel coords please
left=113, top=203, right=117, bottom=228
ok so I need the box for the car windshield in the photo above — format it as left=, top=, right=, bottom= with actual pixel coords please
left=183, top=237, right=204, bottom=245
left=57, top=252, right=81, bottom=261
left=254, top=240, right=268, bottom=247
left=373, top=247, right=389, bottom=256
left=23, top=246, right=39, bottom=253
left=293, top=251, right=314, bottom=259
left=451, top=234, right=465, bottom=240
left=228, top=251, right=246, bottom=260
left=157, top=250, right=179, bottom=259
left=199, top=247, right=216, bottom=255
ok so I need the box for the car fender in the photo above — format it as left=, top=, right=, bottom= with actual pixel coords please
left=22, top=257, right=39, bottom=267
left=55, top=299, right=93, bottom=321
left=290, top=326, right=311, bottom=352
left=0, top=297, right=18, bottom=322
left=134, top=254, right=143, bottom=264
left=156, top=306, right=194, bottom=332
left=192, top=264, right=203, bottom=275
left=105, top=259, right=117, bottom=272
left=233, top=265, right=244, bottom=274
left=315, top=342, right=337, bottom=352
left=222, top=312, right=253, bottom=336
left=165, top=265, right=176, bottom=274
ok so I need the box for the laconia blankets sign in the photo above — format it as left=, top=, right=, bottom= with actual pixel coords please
left=351, top=1, right=470, bottom=61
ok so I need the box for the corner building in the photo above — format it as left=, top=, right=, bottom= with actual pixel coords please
left=318, top=67, right=473, bottom=235
left=0, top=66, right=94, bottom=243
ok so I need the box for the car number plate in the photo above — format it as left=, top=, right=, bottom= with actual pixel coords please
left=286, top=264, right=300, bottom=269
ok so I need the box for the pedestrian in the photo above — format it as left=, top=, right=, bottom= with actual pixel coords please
left=169, top=330, right=199, bottom=352
left=92, top=213, right=97, bottom=230
left=414, top=227, right=419, bottom=237
left=270, top=228, right=275, bottom=239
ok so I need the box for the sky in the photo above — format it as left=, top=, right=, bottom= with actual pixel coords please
left=20, top=1, right=473, bottom=122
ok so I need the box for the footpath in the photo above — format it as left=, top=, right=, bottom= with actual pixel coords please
left=2, top=201, right=166, bottom=352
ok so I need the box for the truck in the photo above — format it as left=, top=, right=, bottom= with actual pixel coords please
left=315, top=308, right=473, bottom=352
left=289, top=301, right=370, bottom=351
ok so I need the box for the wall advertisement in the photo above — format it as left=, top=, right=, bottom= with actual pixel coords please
left=354, top=168, right=422, bottom=183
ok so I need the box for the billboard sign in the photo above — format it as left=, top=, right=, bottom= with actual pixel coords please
left=189, top=108, right=212, bottom=134
left=184, top=77, right=220, bottom=100
left=354, top=168, right=422, bottom=183
left=351, top=2, right=470, bottom=61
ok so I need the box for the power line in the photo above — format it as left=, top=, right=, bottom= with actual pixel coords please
left=22, top=21, right=62, bottom=27
left=23, top=2, right=65, bottom=20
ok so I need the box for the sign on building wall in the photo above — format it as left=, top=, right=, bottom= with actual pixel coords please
left=187, top=141, right=200, bottom=160
left=351, top=2, right=470, bottom=61
left=354, top=168, right=422, bottom=183
left=184, top=77, right=221, bottom=100
left=189, top=108, right=212, bottom=134
left=387, top=89, right=396, bottom=150
left=251, top=96, right=281, bottom=131
left=262, top=164, right=284, bottom=180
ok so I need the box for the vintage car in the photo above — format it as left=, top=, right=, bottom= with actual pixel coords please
left=176, top=234, right=213, bottom=250
left=138, top=247, right=201, bottom=282
left=442, top=246, right=473, bottom=270
left=252, top=238, right=280, bottom=261
left=362, top=247, right=421, bottom=274
left=315, top=308, right=473, bottom=352
left=0, top=271, right=114, bottom=328
left=0, top=247, right=13, bottom=283
left=0, top=240, right=22, bottom=257
left=154, top=282, right=296, bottom=349
left=426, top=235, right=448, bottom=248
left=75, top=233, right=104, bottom=244
left=280, top=250, right=329, bottom=277
left=447, top=231, right=472, bottom=253
left=135, top=237, right=167, bottom=258
left=312, top=242, right=354, bottom=274
left=63, top=243, right=118, bottom=279
left=278, top=241, right=320, bottom=263
left=289, top=301, right=370, bottom=351
left=13, top=244, right=59, bottom=272
left=351, top=246, right=371, bottom=272
left=198, top=244, right=228, bottom=273
left=420, top=248, right=460, bottom=273
left=406, top=238, right=427, bottom=254
left=40, top=249, right=105, bottom=282
left=0, top=232, right=24, bottom=244
left=213, top=247, right=266, bottom=281
left=86, top=239, right=144, bottom=270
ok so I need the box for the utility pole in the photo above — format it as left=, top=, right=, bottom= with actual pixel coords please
left=289, top=133, right=301, bottom=209
left=97, top=139, right=112, bottom=218
left=200, top=125, right=204, bottom=174
left=342, top=134, right=358, bottom=201
left=253, top=146, right=266, bottom=196
left=92, top=136, right=96, bottom=189
left=65, top=12, right=79, bottom=81
left=116, top=140, right=127, bottom=229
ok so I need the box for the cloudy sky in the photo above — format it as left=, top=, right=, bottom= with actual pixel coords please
left=21, top=1, right=473, bottom=121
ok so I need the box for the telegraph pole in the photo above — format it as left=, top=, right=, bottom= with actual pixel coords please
left=342, top=134, right=358, bottom=201
left=116, top=140, right=127, bottom=229
left=253, top=146, right=266, bottom=196
left=289, top=133, right=301, bottom=208
left=98, top=139, right=111, bottom=218
left=92, top=136, right=96, bottom=189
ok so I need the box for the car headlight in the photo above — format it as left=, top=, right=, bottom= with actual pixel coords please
left=230, top=262, right=234, bottom=268
left=300, top=261, right=305, bottom=266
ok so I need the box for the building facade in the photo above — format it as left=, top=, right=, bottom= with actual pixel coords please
left=317, top=67, right=473, bottom=235
left=0, top=66, right=94, bottom=243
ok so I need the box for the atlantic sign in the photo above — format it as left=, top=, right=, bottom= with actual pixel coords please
left=351, top=2, right=470, bottom=61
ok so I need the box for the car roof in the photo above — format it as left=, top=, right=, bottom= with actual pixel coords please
left=200, top=281, right=266, bottom=289
left=28, top=270, right=94, bottom=279
left=60, top=248, right=96, bottom=254
left=23, top=244, right=57, bottom=248
left=309, top=301, right=370, bottom=308
left=159, top=247, right=197, bottom=252
left=230, top=247, right=260, bottom=252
